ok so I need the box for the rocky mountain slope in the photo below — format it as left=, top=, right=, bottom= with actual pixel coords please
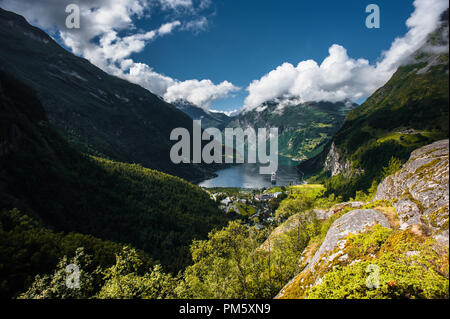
left=274, top=139, right=449, bottom=298
left=0, top=8, right=216, bottom=182
left=228, top=100, right=356, bottom=161
left=299, top=10, right=449, bottom=198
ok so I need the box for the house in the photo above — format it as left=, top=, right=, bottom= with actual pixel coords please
left=273, top=192, right=283, bottom=198
left=220, top=197, right=232, bottom=206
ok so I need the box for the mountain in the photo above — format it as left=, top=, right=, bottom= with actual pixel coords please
left=228, top=99, right=356, bottom=161
left=300, top=10, right=449, bottom=199
left=276, top=139, right=449, bottom=299
left=0, top=8, right=216, bottom=182
left=173, top=99, right=233, bottom=130
left=0, top=70, right=231, bottom=276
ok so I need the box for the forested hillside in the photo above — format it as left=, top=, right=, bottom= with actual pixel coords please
left=0, top=8, right=216, bottom=182
left=0, top=71, right=231, bottom=282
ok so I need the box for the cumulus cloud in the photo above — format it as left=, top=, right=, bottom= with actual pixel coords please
left=244, top=0, right=449, bottom=111
left=0, top=0, right=237, bottom=108
left=164, top=80, right=240, bottom=109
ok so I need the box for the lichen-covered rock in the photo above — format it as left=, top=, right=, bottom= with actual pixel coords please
left=305, top=209, right=390, bottom=273
left=276, top=209, right=391, bottom=298
left=374, top=139, right=449, bottom=235
left=316, top=201, right=365, bottom=220
left=260, top=202, right=365, bottom=252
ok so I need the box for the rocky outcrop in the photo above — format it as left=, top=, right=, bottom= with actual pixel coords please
left=374, top=139, right=449, bottom=239
left=324, top=142, right=349, bottom=176
left=259, top=201, right=364, bottom=252
left=324, top=142, right=364, bottom=177
left=313, top=201, right=364, bottom=220
left=276, top=209, right=391, bottom=298
left=276, top=140, right=449, bottom=299
left=305, top=209, right=390, bottom=274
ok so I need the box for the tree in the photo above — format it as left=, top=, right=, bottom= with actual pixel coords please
left=19, top=248, right=100, bottom=299
left=97, top=247, right=179, bottom=299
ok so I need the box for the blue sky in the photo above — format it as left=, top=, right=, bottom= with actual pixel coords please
left=133, top=0, right=414, bottom=111
left=2, top=0, right=447, bottom=112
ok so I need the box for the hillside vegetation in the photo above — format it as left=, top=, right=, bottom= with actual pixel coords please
left=0, top=71, right=231, bottom=281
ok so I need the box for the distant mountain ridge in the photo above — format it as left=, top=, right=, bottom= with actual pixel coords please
left=172, top=99, right=233, bottom=130
left=228, top=99, right=357, bottom=161
left=0, top=7, right=216, bottom=182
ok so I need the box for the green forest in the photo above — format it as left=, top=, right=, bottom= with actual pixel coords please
left=0, top=71, right=232, bottom=297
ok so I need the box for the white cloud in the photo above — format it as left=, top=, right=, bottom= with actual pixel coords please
left=158, top=20, right=181, bottom=34
left=244, top=0, right=449, bottom=111
left=0, top=0, right=236, bottom=108
left=183, top=16, right=208, bottom=33
left=164, top=80, right=240, bottom=110
left=159, top=0, right=192, bottom=10
left=120, top=61, right=176, bottom=96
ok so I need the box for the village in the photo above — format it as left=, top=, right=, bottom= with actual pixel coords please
left=204, top=188, right=288, bottom=230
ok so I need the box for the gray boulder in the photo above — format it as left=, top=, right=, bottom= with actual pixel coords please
left=307, top=209, right=390, bottom=273
left=374, top=139, right=449, bottom=234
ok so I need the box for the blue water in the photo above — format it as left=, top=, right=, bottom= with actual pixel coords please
left=198, top=156, right=303, bottom=188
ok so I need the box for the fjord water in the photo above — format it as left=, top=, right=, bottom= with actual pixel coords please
left=198, top=156, right=303, bottom=188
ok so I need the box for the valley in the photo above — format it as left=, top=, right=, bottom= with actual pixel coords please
left=0, top=3, right=448, bottom=302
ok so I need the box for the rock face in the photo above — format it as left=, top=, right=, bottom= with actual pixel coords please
left=276, top=208, right=391, bottom=298
left=374, top=139, right=449, bottom=238
left=324, top=142, right=351, bottom=176
left=305, top=209, right=390, bottom=273
left=259, top=202, right=365, bottom=252
left=324, top=142, right=364, bottom=177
